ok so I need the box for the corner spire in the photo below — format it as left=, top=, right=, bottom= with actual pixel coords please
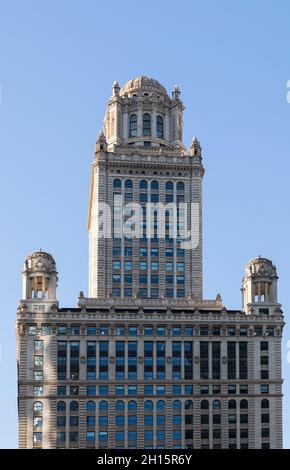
left=189, top=136, right=201, bottom=157
left=95, top=130, right=107, bottom=154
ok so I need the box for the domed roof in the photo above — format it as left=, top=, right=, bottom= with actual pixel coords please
left=120, top=76, right=168, bottom=97
left=24, top=250, right=57, bottom=272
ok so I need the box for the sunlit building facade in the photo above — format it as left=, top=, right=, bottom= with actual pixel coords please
left=17, top=77, right=284, bottom=449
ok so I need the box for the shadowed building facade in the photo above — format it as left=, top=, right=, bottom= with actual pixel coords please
left=16, top=77, right=284, bottom=449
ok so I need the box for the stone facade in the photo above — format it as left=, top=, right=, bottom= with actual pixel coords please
left=16, top=77, right=284, bottom=449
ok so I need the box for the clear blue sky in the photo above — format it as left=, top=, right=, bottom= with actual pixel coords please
left=0, top=0, right=289, bottom=448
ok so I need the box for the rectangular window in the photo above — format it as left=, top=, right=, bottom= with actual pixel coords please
left=240, top=327, right=248, bottom=336
left=200, top=342, right=209, bottom=380
left=151, top=247, right=158, bottom=257
left=70, top=324, right=80, bottom=335
left=156, top=385, right=165, bottom=395
left=144, top=342, right=153, bottom=380
left=70, top=341, right=79, bottom=380
left=33, top=386, right=43, bottom=397
left=100, top=324, right=109, bottom=335
left=261, top=384, right=269, bottom=394
left=116, top=325, right=124, bottom=335
left=184, top=342, right=193, bottom=380
left=213, top=385, right=221, bottom=394
left=200, top=326, right=208, bottom=336
left=57, top=386, right=66, bottom=396
left=139, top=261, right=147, bottom=271
left=144, top=325, right=153, bottom=336
left=70, top=386, right=79, bottom=396
left=28, top=325, right=37, bottom=335
left=34, top=355, right=43, bottom=367
left=99, top=385, right=108, bottom=395
left=156, top=342, right=165, bottom=380
left=87, top=416, right=95, bottom=427
left=128, top=342, right=137, bottom=380
left=172, top=326, right=181, bottom=336
left=41, top=324, right=51, bottom=335
left=261, top=370, right=269, bottom=380
left=228, top=327, right=236, bottom=336
left=228, top=385, right=236, bottom=394
left=172, top=342, right=181, bottom=379
left=212, top=327, right=221, bottom=336
left=116, top=341, right=125, bottom=380
left=172, top=385, right=181, bottom=395
left=87, top=325, right=96, bottom=335
left=34, top=341, right=44, bottom=352
left=86, top=385, right=96, bottom=396
left=239, top=342, right=248, bottom=379
left=200, top=385, right=209, bottom=395
left=57, top=341, right=67, bottom=380
left=212, top=342, right=220, bottom=380
left=58, top=324, right=67, bottom=335
left=240, top=384, right=248, bottom=394
left=99, top=341, right=108, bottom=380
left=227, top=342, right=236, bottom=379
left=34, top=370, right=43, bottom=381
left=87, top=341, right=96, bottom=380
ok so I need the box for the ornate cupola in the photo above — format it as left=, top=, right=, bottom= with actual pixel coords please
left=241, top=256, right=282, bottom=316
left=102, top=76, right=186, bottom=152
left=21, top=251, right=58, bottom=309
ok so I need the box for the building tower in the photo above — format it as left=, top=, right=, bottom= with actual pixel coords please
left=88, top=76, right=204, bottom=300
left=17, top=77, right=284, bottom=450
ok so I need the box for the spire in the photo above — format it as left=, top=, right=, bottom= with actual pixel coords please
left=172, top=84, right=181, bottom=100
left=95, top=130, right=107, bottom=154
left=189, top=136, right=201, bottom=157
left=112, top=80, right=120, bottom=96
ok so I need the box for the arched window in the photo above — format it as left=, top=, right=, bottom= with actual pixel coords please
left=201, top=400, right=209, bottom=410
left=129, top=114, right=137, bottom=137
left=57, top=401, right=66, bottom=412
left=140, top=180, right=148, bottom=189
left=144, top=400, right=153, bottom=410
left=185, top=400, right=193, bottom=410
left=99, top=400, right=108, bottom=411
left=240, top=399, right=248, bottom=409
left=116, top=400, right=125, bottom=411
left=143, top=113, right=151, bottom=136
left=228, top=400, right=236, bottom=409
left=34, top=401, right=43, bottom=413
left=165, top=181, right=173, bottom=191
left=261, top=399, right=269, bottom=409
left=70, top=401, right=79, bottom=412
left=128, top=400, right=137, bottom=411
left=125, top=179, right=133, bottom=189
left=113, top=179, right=122, bottom=189
left=157, top=400, right=165, bottom=411
left=177, top=182, right=184, bottom=192
left=151, top=180, right=159, bottom=191
left=213, top=400, right=221, bottom=410
left=156, top=116, right=163, bottom=139
left=86, top=401, right=95, bottom=412
left=173, top=400, right=181, bottom=410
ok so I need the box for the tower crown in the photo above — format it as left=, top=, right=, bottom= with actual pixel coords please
left=103, top=76, right=185, bottom=152
left=22, top=251, right=58, bottom=301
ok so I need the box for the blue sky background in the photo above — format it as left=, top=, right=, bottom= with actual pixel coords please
left=0, top=0, right=290, bottom=448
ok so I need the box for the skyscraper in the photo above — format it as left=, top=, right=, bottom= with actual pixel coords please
left=17, top=76, right=284, bottom=449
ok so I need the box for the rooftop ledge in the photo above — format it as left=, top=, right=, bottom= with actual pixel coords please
left=77, top=296, right=223, bottom=310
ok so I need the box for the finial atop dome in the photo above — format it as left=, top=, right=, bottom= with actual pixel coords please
left=95, top=130, right=107, bottom=153
left=189, top=136, right=201, bottom=157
